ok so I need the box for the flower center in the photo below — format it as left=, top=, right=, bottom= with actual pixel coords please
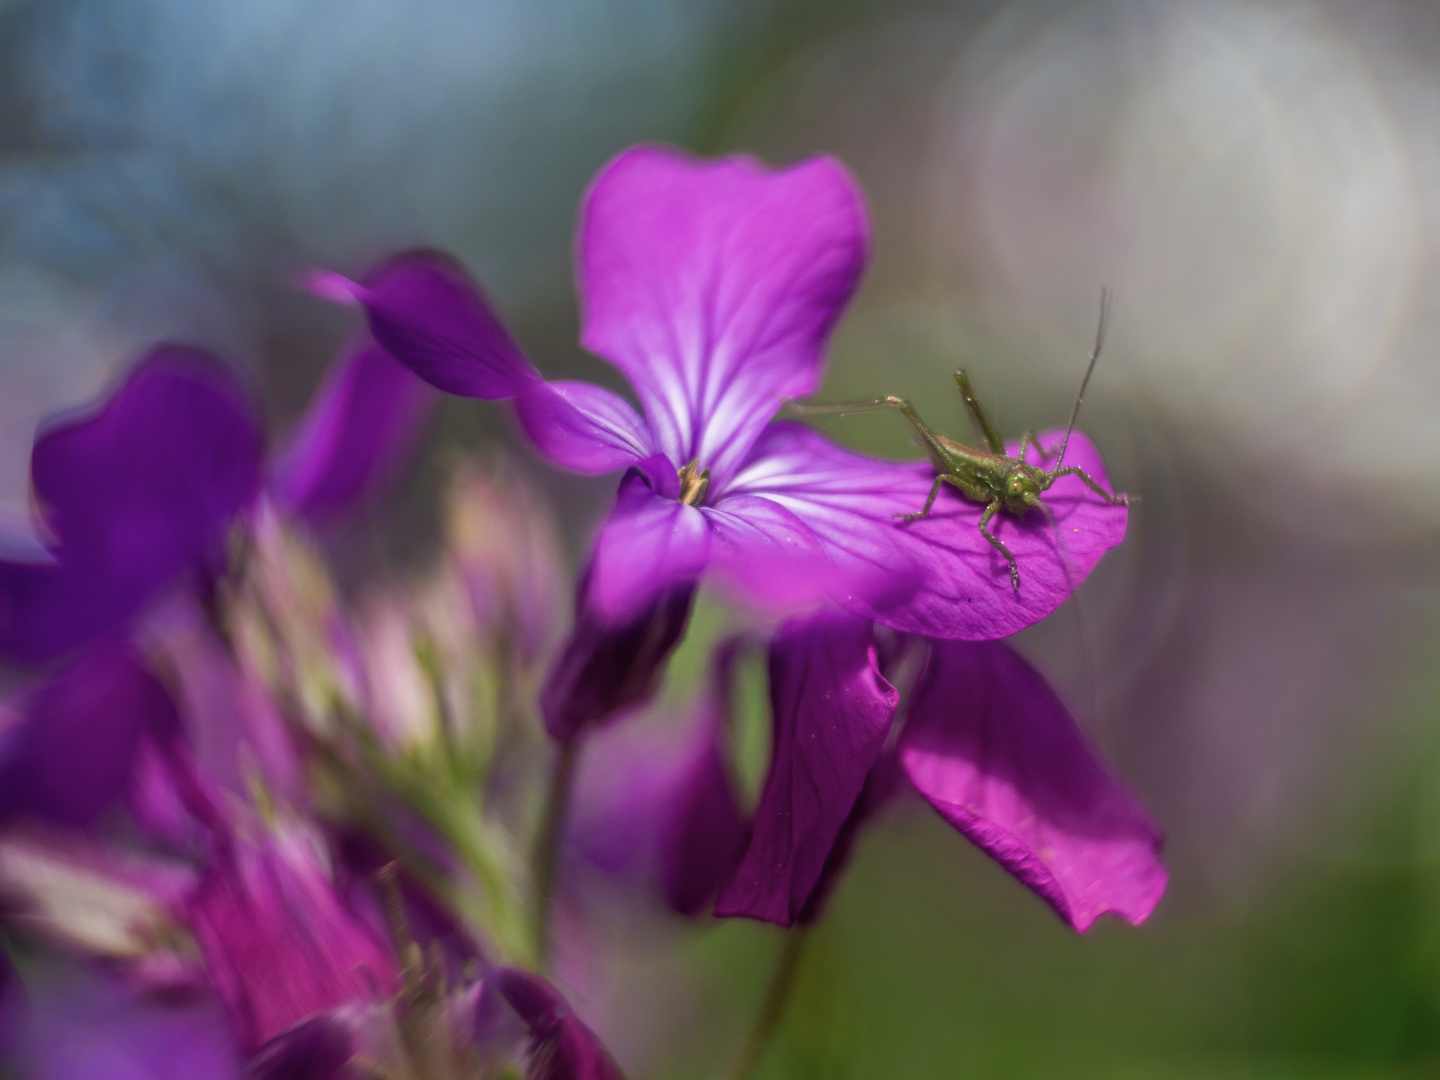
left=677, top=459, right=711, bottom=507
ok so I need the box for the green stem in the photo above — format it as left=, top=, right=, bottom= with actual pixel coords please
left=726, top=926, right=810, bottom=1080
left=531, top=738, right=579, bottom=965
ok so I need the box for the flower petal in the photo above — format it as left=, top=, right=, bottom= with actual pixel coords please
left=899, top=641, right=1167, bottom=931
left=0, top=348, right=263, bottom=662
left=728, top=422, right=1128, bottom=640
left=514, top=379, right=652, bottom=475
left=187, top=829, right=400, bottom=1050
left=319, top=251, right=540, bottom=400
left=698, top=494, right=833, bottom=615
left=587, top=472, right=710, bottom=623
left=487, top=968, right=624, bottom=1080
left=578, top=145, right=869, bottom=484
left=246, top=1013, right=354, bottom=1080
left=0, top=643, right=178, bottom=827
left=540, top=582, right=695, bottom=745
left=270, top=334, right=436, bottom=520
left=567, top=641, right=749, bottom=916
left=716, top=613, right=897, bottom=926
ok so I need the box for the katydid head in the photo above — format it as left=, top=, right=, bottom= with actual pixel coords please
left=1003, top=466, right=1044, bottom=514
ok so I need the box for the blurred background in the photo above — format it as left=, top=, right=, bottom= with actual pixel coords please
left=5, top=0, right=1440, bottom=1075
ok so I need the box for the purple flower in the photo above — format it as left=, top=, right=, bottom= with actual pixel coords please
left=712, top=612, right=1167, bottom=932
left=0, top=642, right=180, bottom=828
left=0, top=329, right=432, bottom=666
left=0, top=347, right=262, bottom=663
left=316, top=145, right=1128, bottom=641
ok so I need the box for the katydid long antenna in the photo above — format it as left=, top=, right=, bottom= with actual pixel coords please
left=1052, top=287, right=1113, bottom=471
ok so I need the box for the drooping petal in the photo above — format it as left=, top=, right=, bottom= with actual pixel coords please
left=186, top=829, right=401, bottom=1050
left=899, top=640, right=1167, bottom=931
left=0, top=643, right=178, bottom=827
left=486, top=969, right=624, bottom=1080
left=311, top=251, right=539, bottom=399
left=0, top=348, right=263, bottom=662
left=578, top=145, right=869, bottom=484
left=540, top=580, right=695, bottom=745
left=716, top=613, right=897, bottom=926
left=587, top=471, right=710, bottom=624
left=727, top=422, right=1128, bottom=640
left=270, top=334, right=436, bottom=521
left=513, top=380, right=653, bottom=475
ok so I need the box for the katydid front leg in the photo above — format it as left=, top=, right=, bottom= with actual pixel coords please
left=1046, top=465, right=1130, bottom=507
left=978, top=499, right=1020, bottom=594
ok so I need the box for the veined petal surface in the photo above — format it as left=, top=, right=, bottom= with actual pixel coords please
left=899, top=640, right=1167, bottom=931
left=716, top=613, right=896, bottom=926
left=578, top=145, right=868, bottom=485
left=514, top=379, right=652, bottom=475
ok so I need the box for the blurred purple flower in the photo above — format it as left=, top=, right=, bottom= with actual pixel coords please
left=0, top=642, right=179, bottom=828
left=487, top=968, right=624, bottom=1080
left=0, top=329, right=429, bottom=667
left=711, top=613, right=1166, bottom=932
left=0, top=347, right=263, bottom=664
left=186, top=828, right=401, bottom=1051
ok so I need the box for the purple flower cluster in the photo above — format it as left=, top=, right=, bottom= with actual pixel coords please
left=0, top=142, right=1163, bottom=1079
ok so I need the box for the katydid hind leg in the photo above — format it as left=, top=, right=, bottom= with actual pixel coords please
left=952, top=370, right=1005, bottom=455
left=978, top=499, right=1020, bottom=594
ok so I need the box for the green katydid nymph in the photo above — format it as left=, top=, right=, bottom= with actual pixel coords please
left=789, top=291, right=1131, bottom=595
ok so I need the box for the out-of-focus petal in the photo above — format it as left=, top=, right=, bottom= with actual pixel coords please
left=0, top=643, right=177, bottom=827
left=567, top=642, right=749, bottom=916
left=0, top=348, right=263, bottom=662
left=540, top=581, right=694, bottom=745
left=186, top=829, right=400, bottom=1051
left=587, top=473, right=710, bottom=624
left=15, top=963, right=239, bottom=1080
left=270, top=335, right=436, bottom=520
left=244, top=1013, right=353, bottom=1080
left=727, top=422, right=1128, bottom=640
left=657, top=702, right=749, bottom=918
left=514, top=380, right=653, bottom=475
left=899, top=640, right=1167, bottom=931
left=314, top=251, right=539, bottom=400
left=487, top=968, right=624, bottom=1080
left=578, top=145, right=869, bottom=485
left=716, top=613, right=897, bottom=926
